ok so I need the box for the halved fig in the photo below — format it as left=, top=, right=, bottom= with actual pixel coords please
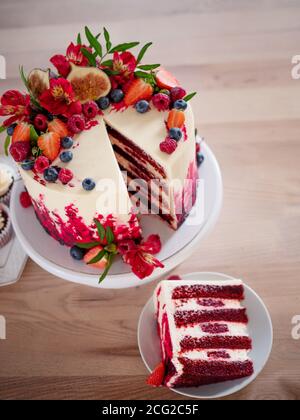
left=67, top=64, right=111, bottom=103
left=27, top=68, right=50, bottom=98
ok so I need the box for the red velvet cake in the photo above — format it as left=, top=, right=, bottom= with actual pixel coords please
left=153, top=279, right=254, bottom=387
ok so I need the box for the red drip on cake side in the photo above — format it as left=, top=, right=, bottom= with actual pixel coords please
left=172, top=284, right=245, bottom=300
left=161, top=312, right=173, bottom=361
left=174, top=309, right=248, bottom=327
left=175, top=160, right=198, bottom=226
left=180, top=335, right=252, bottom=351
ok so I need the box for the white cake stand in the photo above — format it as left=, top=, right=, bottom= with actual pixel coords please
left=10, top=141, right=223, bottom=289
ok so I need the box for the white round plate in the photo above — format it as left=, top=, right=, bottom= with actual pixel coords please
left=10, top=141, right=223, bottom=289
left=138, top=272, right=273, bottom=399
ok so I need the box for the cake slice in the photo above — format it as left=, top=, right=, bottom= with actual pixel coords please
left=153, top=279, right=254, bottom=387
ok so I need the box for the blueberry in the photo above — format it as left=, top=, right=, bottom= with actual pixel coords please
left=173, top=99, right=188, bottom=111
left=82, top=178, right=96, bottom=191
left=7, top=123, right=17, bottom=137
left=169, top=127, right=183, bottom=142
left=135, top=100, right=150, bottom=114
left=61, top=136, right=74, bottom=149
left=60, top=151, right=73, bottom=163
left=44, top=167, right=59, bottom=182
left=70, top=246, right=85, bottom=261
left=47, top=112, right=54, bottom=121
left=21, top=159, right=35, bottom=171
left=110, top=89, right=124, bottom=103
left=97, top=96, right=110, bottom=110
left=197, top=153, right=205, bottom=167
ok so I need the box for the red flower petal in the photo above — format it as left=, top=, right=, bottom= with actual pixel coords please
left=1, top=90, right=26, bottom=106
left=50, top=54, right=71, bottom=78
left=140, top=234, right=162, bottom=255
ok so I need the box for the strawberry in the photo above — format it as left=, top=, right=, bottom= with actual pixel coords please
left=146, top=362, right=165, bottom=387
left=37, top=132, right=61, bottom=161
left=84, top=246, right=108, bottom=269
left=156, top=68, right=179, bottom=90
left=124, top=78, right=154, bottom=107
left=48, top=119, right=69, bottom=138
left=167, top=109, right=185, bottom=129
left=12, top=122, right=31, bottom=144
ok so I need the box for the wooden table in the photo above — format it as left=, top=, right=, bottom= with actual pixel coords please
left=0, top=0, right=300, bottom=400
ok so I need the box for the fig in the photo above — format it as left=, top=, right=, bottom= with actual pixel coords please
left=27, top=68, right=50, bottom=98
left=67, top=64, right=111, bottom=103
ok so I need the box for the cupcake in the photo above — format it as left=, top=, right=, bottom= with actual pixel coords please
left=0, top=164, right=14, bottom=205
left=0, top=204, right=12, bottom=248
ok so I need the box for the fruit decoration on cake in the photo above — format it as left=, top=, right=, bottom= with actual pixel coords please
left=0, top=27, right=200, bottom=283
left=149, top=279, right=254, bottom=388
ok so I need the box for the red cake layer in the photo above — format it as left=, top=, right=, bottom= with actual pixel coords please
left=180, top=335, right=252, bottom=351
left=174, top=309, right=248, bottom=327
left=172, top=284, right=245, bottom=300
left=201, top=323, right=229, bottom=334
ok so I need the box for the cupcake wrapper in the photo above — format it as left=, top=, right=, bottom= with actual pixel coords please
left=0, top=204, right=12, bottom=248
left=0, top=180, right=14, bottom=206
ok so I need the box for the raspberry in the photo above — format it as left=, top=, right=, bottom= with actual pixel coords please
left=152, top=93, right=170, bottom=112
left=67, top=101, right=82, bottom=117
left=67, top=114, right=85, bottom=134
left=171, top=87, right=186, bottom=102
left=34, top=114, right=48, bottom=132
left=82, top=101, right=98, bottom=119
left=58, top=168, right=74, bottom=185
left=20, top=191, right=32, bottom=208
left=9, top=141, right=30, bottom=162
left=159, top=137, right=178, bottom=155
left=34, top=156, right=50, bottom=174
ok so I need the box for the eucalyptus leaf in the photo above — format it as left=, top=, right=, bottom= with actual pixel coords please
left=81, top=48, right=97, bottom=67
left=106, top=226, right=115, bottom=244
left=134, top=71, right=154, bottom=81
left=76, top=241, right=101, bottom=249
left=104, top=27, right=112, bottom=52
left=99, top=253, right=115, bottom=283
left=137, top=64, right=160, bottom=71
left=85, top=26, right=103, bottom=57
left=4, top=135, right=10, bottom=156
left=110, top=42, right=140, bottom=53
left=77, top=33, right=82, bottom=45
left=137, top=42, right=153, bottom=64
left=94, top=219, right=106, bottom=241
left=184, top=92, right=197, bottom=102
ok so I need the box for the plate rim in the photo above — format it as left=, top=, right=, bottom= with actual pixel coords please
left=137, top=271, right=273, bottom=399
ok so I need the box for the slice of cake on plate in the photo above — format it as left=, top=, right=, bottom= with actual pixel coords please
left=149, top=279, right=254, bottom=387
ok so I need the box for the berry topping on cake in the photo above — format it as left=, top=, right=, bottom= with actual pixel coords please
left=146, top=362, right=165, bottom=387
left=169, top=127, right=183, bottom=142
left=197, top=153, right=205, bottom=167
left=37, top=132, right=61, bottom=161
left=70, top=245, right=85, bottom=261
left=173, top=99, right=188, bottom=111
left=6, top=123, right=17, bottom=137
left=34, top=156, right=50, bottom=173
left=58, top=168, right=74, bottom=185
left=160, top=138, right=178, bottom=155
left=67, top=114, right=85, bottom=133
left=152, top=93, right=170, bottom=111
left=156, top=68, right=179, bottom=89
left=48, top=118, right=69, bottom=138
left=135, top=100, right=150, bottom=114
left=170, top=87, right=186, bottom=102
left=34, top=114, right=48, bottom=132
left=124, top=78, right=153, bottom=106
left=61, top=136, right=74, bottom=149
left=21, top=159, right=35, bottom=171
left=110, top=89, right=125, bottom=104
left=12, top=122, right=31, bottom=144
left=43, top=167, right=59, bottom=183
left=82, top=101, right=98, bottom=119
left=9, top=141, right=30, bottom=162
left=19, top=191, right=32, bottom=208
left=96, top=96, right=110, bottom=110
left=167, top=109, right=185, bottom=129
left=84, top=245, right=108, bottom=269
left=82, top=178, right=96, bottom=191
left=60, top=150, right=73, bottom=163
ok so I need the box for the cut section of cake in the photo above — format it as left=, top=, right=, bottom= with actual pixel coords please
left=154, top=279, right=254, bottom=387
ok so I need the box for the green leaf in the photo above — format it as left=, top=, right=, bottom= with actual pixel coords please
left=134, top=71, right=154, bottom=81
left=103, top=69, right=120, bottom=76
left=105, top=243, right=117, bottom=254
left=184, top=92, right=197, bottom=102
left=104, top=27, right=112, bottom=52
left=76, top=241, right=101, bottom=249
left=19, top=65, right=29, bottom=90
left=109, top=42, right=140, bottom=53
left=4, top=135, right=10, bottom=156
left=77, top=33, right=82, bottom=45
left=87, top=249, right=106, bottom=265
left=106, top=226, right=115, bottom=244
left=137, top=42, right=153, bottom=64
left=32, top=146, right=42, bottom=158
left=99, top=253, right=115, bottom=283
left=81, top=47, right=97, bottom=67
left=137, top=64, right=160, bottom=71
left=101, top=59, right=113, bottom=68
left=85, top=26, right=103, bottom=58
left=30, top=125, right=39, bottom=143
left=94, top=219, right=106, bottom=241
left=0, top=125, right=6, bottom=134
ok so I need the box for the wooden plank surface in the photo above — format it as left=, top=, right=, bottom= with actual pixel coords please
left=0, top=0, right=300, bottom=400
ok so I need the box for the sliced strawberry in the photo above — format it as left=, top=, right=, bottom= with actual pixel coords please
left=156, top=68, right=179, bottom=89
left=146, top=362, right=165, bottom=387
left=37, top=132, right=61, bottom=161
left=124, top=78, right=154, bottom=107
left=167, top=109, right=185, bottom=129
left=48, top=119, right=69, bottom=138
left=12, top=122, right=31, bottom=144
left=84, top=246, right=108, bottom=269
